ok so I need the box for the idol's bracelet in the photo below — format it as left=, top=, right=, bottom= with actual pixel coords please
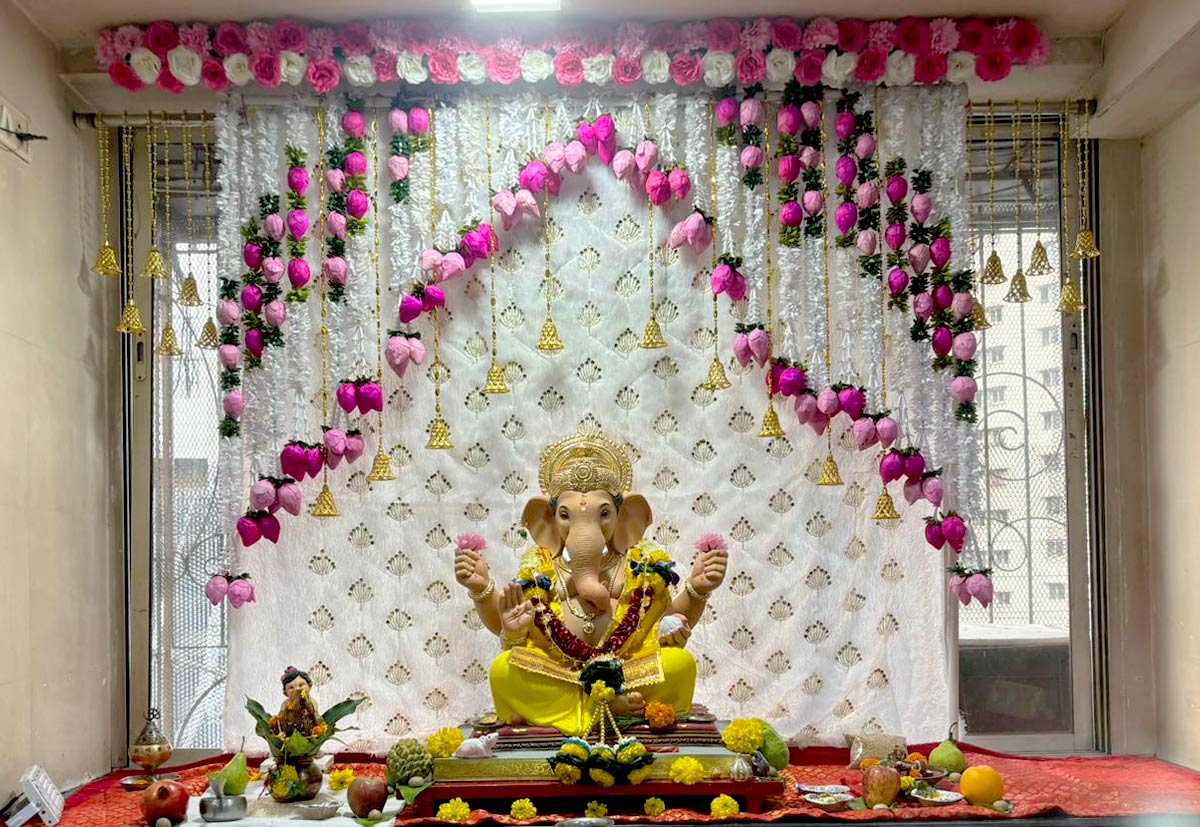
left=470, top=579, right=496, bottom=602
left=501, top=631, right=528, bottom=648
left=685, top=578, right=710, bottom=602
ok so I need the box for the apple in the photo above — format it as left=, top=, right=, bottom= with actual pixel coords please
left=141, top=780, right=189, bottom=825
left=863, top=764, right=901, bottom=808
left=347, top=777, right=388, bottom=818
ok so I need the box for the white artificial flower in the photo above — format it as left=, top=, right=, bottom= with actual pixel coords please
left=166, top=45, right=201, bottom=85
left=344, top=54, right=375, bottom=87
left=702, top=51, right=735, bottom=87
left=223, top=53, right=252, bottom=87
left=396, top=51, right=428, bottom=84
left=764, top=48, right=796, bottom=85
left=458, top=53, right=486, bottom=84
left=822, top=51, right=855, bottom=88
left=884, top=51, right=915, bottom=86
left=641, top=50, right=670, bottom=84
left=520, top=50, right=553, bottom=83
left=946, top=51, right=975, bottom=83
left=129, top=47, right=162, bottom=84
left=582, top=54, right=614, bottom=85
left=280, top=51, right=307, bottom=86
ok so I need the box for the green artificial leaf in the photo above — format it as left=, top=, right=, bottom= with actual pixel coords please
left=397, top=781, right=433, bottom=805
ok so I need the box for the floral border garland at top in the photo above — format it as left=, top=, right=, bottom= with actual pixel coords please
left=96, top=17, right=1047, bottom=95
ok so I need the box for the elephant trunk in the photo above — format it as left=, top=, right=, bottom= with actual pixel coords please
left=566, top=525, right=611, bottom=616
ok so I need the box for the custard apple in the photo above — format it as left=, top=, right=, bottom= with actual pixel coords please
left=386, top=738, right=434, bottom=789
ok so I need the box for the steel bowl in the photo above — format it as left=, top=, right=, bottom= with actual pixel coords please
left=294, top=801, right=341, bottom=820
left=199, top=795, right=247, bottom=822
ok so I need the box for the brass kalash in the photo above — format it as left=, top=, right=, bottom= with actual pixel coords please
left=121, top=709, right=180, bottom=791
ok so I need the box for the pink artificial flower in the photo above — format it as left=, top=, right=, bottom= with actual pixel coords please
left=747, top=327, right=770, bottom=366
left=346, top=189, right=370, bottom=220
left=771, top=17, right=803, bottom=50
left=261, top=257, right=283, bottom=284
left=456, top=533, right=487, bottom=552
left=287, top=166, right=310, bottom=197
left=344, top=151, right=367, bottom=176
left=223, top=389, right=245, bottom=418
left=216, top=299, right=239, bottom=326
left=398, top=294, right=424, bottom=324
left=543, top=141, right=566, bottom=174
left=740, top=17, right=771, bottom=52
left=612, top=149, right=638, bottom=183
left=634, top=139, right=659, bottom=174
left=616, top=21, right=649, bottom=58
left=854, top=46, right=889, bottom=83
left=802, top=16, right=839, bottom=49
left=226, top=577, right=255, bottom=607
left=715, top=97, right=739, bottom=126
left=835, top=153, right=857, bottom=184
left=337, top=23, right=371, bottom=56
left=678, top=21, right=707, bottom=51
left=250, top=51, right=282, bottom=88
left=740, top=97, right=766, bottom=128
left=325, top=168, right=346, bottom=193
left=976, top=47, right=1012, bottom=81
left=427, top=50, right=459, bottom=84
left=486, top=50, right=523, bottom=85
left=868, top=20, right=898, bottom=49
left=402, top=20, right=436, bottom=54
left=341, top=109, right=365, bottom=139
left=306, top=58, right=341, bottom=96
left=373, top=51, right=398, bottom=83
left=519, top=160, right=550, bottom=193
left=668, top=167, right=691, bottom=201
left=156, top=68, right=185, bottom=95
left=245, top=22, right=271, bottom=53
left=218, top=344, right=241, bottom=369
left=323, top=257, right=347, bottom=286
left=777, top=155, right=801, bottom=184
left=779, top=201, right=803, bottom=226
left=740, top=145, right=765, bottom=170
left=390, top=108, right=409, bottom=134
left=613, top=55, right=643, bottom=86
left=213, top=22, right=249, bottom=57
left=109, top=62, right=143, bottom=92
left=564, top=140, right=587, bottom=173
left=776, top=104, right=801, bottom=135
left=271, top=20, right=307, bottom=53
left=801, top=189, right=824, bottom=216
left=956, top=19, right=993, bottom=55
left=835, top=202, right=858, bottom=236
left=387, top=155, right=410, bottom=182
left=647, top=22, right=679, bottom=52
left=1008, top=20, right=1044, bottom=63
left=855, top=132, right=876, bottom=160
left=706, top=17, right=740, bottom=52
left=930, top=18, right=960, bottom=54
left=856, top=229, right=878, bottom=256
left=795, top=49, right=826, bottom=86
left=735, top=50, right=766, bottom=85
left=914, top=51, right=949, bottom=84
left=838, top=18, right=869, bottom=53
left=262, top=213, right=285, bottom=242
left=144, top=20, right=179, bottom=58
left=492, top=190, right=518, bottom=230
left=695, top=533, right=728, bottom=553
left=409, top=107, right=430, bottom=134
left=326, top=211, right=347, bottom=239
left=201, top=58, right=230, bottom=92
left=669, top=52, right=703, bottom=86
left=798, top=145, right=822, bottom=170
left=113, top=25, right=144, bottom=59
left=94, top=29, right=121, bottom=68
left=800, top=101, right=822, bottom=129
left=306, top=27, right=334, bottom=59
left=645, top=170, right=671, bottom=205
left=205, top=575, right=229, bottom=606
left=896, top=18, right=933, bottom=55
left=553, top=52, right=585, bottom=86
left=264, top=300, right=287, bottom=328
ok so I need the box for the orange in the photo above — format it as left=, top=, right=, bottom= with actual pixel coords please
left=960, top=765, right=1004, bottom=806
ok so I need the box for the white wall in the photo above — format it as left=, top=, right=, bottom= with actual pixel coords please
left=0, top=0, right=122, bottom=790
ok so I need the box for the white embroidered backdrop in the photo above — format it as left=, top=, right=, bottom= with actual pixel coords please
left=217, top=84, right=973, bottom=753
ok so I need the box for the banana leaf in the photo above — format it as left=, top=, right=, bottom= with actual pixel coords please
left=245, top=697, right=273, bottom=728
left=321, top=697, right=365, bottom=729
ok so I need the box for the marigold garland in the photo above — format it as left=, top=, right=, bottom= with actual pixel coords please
left=668, top=755, right=706, bottom=785
left=436, top=798, right=472, bottom=823
left=510, top=798, right=538, bottom=820
left=644, top=797, right=666, bottom=817
left=710, top=794, right=740, bottom=818
left=426, top=727, right=465, bottom=759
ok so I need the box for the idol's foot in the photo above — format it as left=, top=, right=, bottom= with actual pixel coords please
left=611, top=691, right=645, bottom=716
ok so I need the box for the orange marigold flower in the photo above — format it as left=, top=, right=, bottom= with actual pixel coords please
left=645, top=701, right=676, bottom=731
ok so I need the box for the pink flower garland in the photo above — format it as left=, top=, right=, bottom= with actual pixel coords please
left=283, top=146, right=312, bottom=301
left=324, top=102, right=370, bottom=303
left=385, top=103, right=430, bottom=204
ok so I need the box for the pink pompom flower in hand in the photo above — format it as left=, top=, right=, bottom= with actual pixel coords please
left=336, top=382, right=358, bottom=413
left=236, top=515, right=262, bottom=547
left=226, top=577, right=255, bottom=608
left=250, top=478, right=275, bottom=511
left=455, top=533, right=487, bottom=552
left=205, top=575, right=229, bottom=606
left=695, top=533, right=728, bottom=553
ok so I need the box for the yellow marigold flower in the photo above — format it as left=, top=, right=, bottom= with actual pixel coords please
left=721, top=719, right=765, bottom=755
left=554, top=764, right=582, bottom=785
left=627, top=765, right=653, bottom=785
left=427, top=727, right=465, bottom=759
left=647, top=549, right=671, bottom=564
left=668, top=756, right=706, bottom=786
left=270, top=779, right=290, bottom=799
left=277, top=766, right=299, bottom=782
left=510, top=798, right=538, bottom=820
left=645, top=701, right=676, bottom=730
left=589, top=768, right=616, bottom=788
left=560, top=741, right=590, bottom=762
left=327, top=767, right=356, bottom=791
left=617, top=740, right=647, bottom=763
left=644, top=797, right=666, bottom=817
left=585, top=801, right=608, bottom=819
left=311, top=723, right=328, bottom=737
left=436, top=798, right=471, bottom=823
left=900, top=776, right=915, bottom=792
left=710, top=794, right=739, bottom=818
left=589, top=682, right=616, bottom=703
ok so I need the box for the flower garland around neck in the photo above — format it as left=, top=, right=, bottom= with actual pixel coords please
left=323, top=99, right=371, bottom=303
left=283, top=146, right=312, bottom=302
left=238, top=195, right=286, bottom=368
left=384, top=102, right=430, bottom=204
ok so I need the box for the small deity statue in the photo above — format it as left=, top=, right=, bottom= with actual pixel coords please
left=271, top=666, right=323, bottom=738
left=455, top=432, right=728, bottom=737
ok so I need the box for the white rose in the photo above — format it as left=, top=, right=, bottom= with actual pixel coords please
left=582, top=54, right=613, bottom=85
left=223, top=53, right=252, bottom=87
left=702, top=51, right=735, bottom=87
left=344, top=54, right=375, bottom=87
left=396, top=51, right=428, bottom=84
left=129, top=47, right=162, bottom=84
left=884, top=51, right=915, bottom=86
left=458, top=53, right=486, bottom=84
left=520, top=50, right=553, bottom=83
left=166, top=45, right=201, bottom=86
left=946, top=51, right=975, bottom=83
left=641, top=50, right=670, bottom=84
left=764, top=48, right=796, bottom=85
left=822, top=51, right=855, bottom=88
left=280, top=51, right=307, bottom=86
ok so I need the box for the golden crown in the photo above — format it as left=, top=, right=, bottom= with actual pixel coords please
left=538, top=432, right=633, bottom=499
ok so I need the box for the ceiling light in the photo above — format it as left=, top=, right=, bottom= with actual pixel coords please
left=470, top=0, right=560, bottom=12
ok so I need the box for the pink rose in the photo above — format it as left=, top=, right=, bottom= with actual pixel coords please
left=264, top=299, right=287, bottom=328
left=144, top=20, right=179, bottom=57
left=409, top=107, right=430, bottom=134
left=1009, top=20, right=1045, bottom=64
left=200, top=59, right=229, bottom=92
left=957, top=20, right=993, bottom=55
left=914, top=51, right=948, bottom=85
left=645, top=170, right=671, bottom=205
left=838, top=18, right=869, bottom=53
left=387, top=155, right=410, bottom=182
left=613, top=55, right=643, bottom=86
left=739, top=98, right=765, bottom=128
left=669, top=52, right=703, bottom=86
left=706, top=17, right=740, bottom=52
left=854, top=46, right=889, bottom=83
left=931, top=18, right=960, bottom=54
left=740, top=145, right=765, bottom=170
left=263, top=213, right=284, bottom=242
left=344, top=151, right=367, bottom=177
left=553, top=52, right=584, bottom=86
left=896, top=18, right=932, bottom=55
left=795, top=49, right=825, bottom=86
left=372, top=51, right=398, bottom=83
left=213, top=22, right=249, bottom=57
left=455, top=532, right=487, bottom=552
left=326, top=211, right=347, bottom=239
left=771, top=17, right=803, bottom=50
left=337, top=23, right=371, bottom=56
left=427, top=50, right=459, bottom=84
left=271, top=20, right=307, bottom=53
left=94, top=29, right=123, bottom=67
left=305, top=58, right=340, bottom=95
left=976, top=47, right=1012, bottom=82
left=156, top=68, right=184, bottom=95
left=777, top=155, right=801, bottom=184
left=325, top=168, right=346, bottom=193
left=715, top=97, right=739, bottom=126
left=341, top=109, right=365, bottom=138
left=288, top=258, right=311, bottom=289
left=287, top=167, right=309, bottom=197
left=779, top=201, right=803, bottom=226
left=486, top=50, right=522, bottom=85
left=802, top=16, right=838, bottom=49
left=346, top=189, right=369, bottom=220
left=390, top=108, right=409, bottom=134
left=735, top=50, right=766, bottom=85
left=249, top=51, right=281, bottom=87
left=649, top=22, right=680, bottom=52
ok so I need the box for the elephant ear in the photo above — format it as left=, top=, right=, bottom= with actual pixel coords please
left=611, top=493, right=652, bottom=554
left=522, top=496, right=561, bottom=553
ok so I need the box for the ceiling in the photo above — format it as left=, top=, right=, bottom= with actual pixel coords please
left=18, top=0, right=1127, bottom=46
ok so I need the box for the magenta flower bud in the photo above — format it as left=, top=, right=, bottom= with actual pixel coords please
left=343, top=151, right=367, bottom=177
left=326, top=211, right=347, bottom=239
left=877, top=416, right=899, bottom=447
left=922, top=476, right=944, bottom=507
left=263, top=213, right=285, bottom=242
left=886, top=174, right=908, bottom=204
left=808, top=412, right=829, bottom=436
left=776, top=104, right=801, bottom=135
left=838, top=387, right=866, bottom=420
left=779, top=201, right=803, bottom=227
left=205, top=575, right=229, bottom=606
left=911, top=193, right=933, bottom=224
left=218, top=344, right=241, bottom=369
left=341, top=109, right=365, bottom=138
left=739, top=98, right=766, bottom=128
left=262, top=257, right=284, bottom=284
left=243, top=242, right=262, bottom=269
left=835, top=111, right=856, bottom=140
left=942, top=514, right=967, bottom=543
left=250, top=478, right=275, bottom=511
left=953, top=332, right=978, bottom=361
left=740, top=145, right=765, bottom=170
left=264, top=299, right=287, bottom=327
left=852, top=418, right=878, bottom=450
left=951, top=374, right=978, bottom=403
left=800, top=101, right=821, bottom=129
left=932, top=325, right=954, bottom=356
left=336, top=382, right=358, bottom=414
left=258, top=514, right=280, bottom=544
left=856, top=180, right=879, bottom=208
left=635, top=140, right=659, bottom=174
left=344, top=432, right=365, bottom=463
left=357, top=382, right=384, bottom=414
left=668, top=168, right=691, bottom=201
left=288, top=166, right=310, bottom=197
left=879, top=451, right=905, bottom=483
left=802, top=190, right=824, bottom=216
left=904, top=452, right=926, bottom=479
left=951, top=292, right=975, bottom=320
left=835, top=155, right=858, bottom=187
left=779, top=367, right=806, bottom=396
left=715, top=97, right=738, bottom=126
left=325, top=168, right=346, bottom=193
left=287, top=257, right=311, bottom=289
left=933, top=284, right=954, bottom=309
left=236, top=516, right=261, bottom=547
left=645, top=170, right=671, bottom=205
left=240, top=284, right=263, bottom=313
left=277, top=482, right=302, bottom=516
left=795, top=393, right=817, bottom=424
left=925, top=521, right=945, bottom=550
left=226, top=577, right=255, bottom=607
left=887, top=268, right=909, bottom=297
left=518, top=160, right=549, bottom=193
left=575, top=119, right=597, bottom=151
left=389, top=107, right=408, bottom=134
left=908, top=243, right=931, bottom=275
left=244, top=328, right=263, bottom=359
left=346, top=189, right=369, bottom=220
left=904, top=477, right=925, bottom=505
left=856, top=229, right=878, bottom=256
left=885, top=222, right=906, bottom=250
left=913, top=292, right=933, bottom=320
left=816, top=388, right=841, bottom=416
left=930, top=237, right=952, bottom=268
left=287, top=209, right=308, bottom=240
left=280, top=442, right=306, bottom=479
left=223, top=388, right=244, bottom=418
left=766, top=363, right=786, bottom=395
left=216, top=298, right=239, bottom=326
left=835, top=202, right=858, bottom=236
left=409, top=107, right=430, bottom=134
left=777, top=154, right=801, bottom=184
left=854, top=133, right=876, bottom=161
left=398, top=294, right=424, bottom=323
left=304, top=446, right=323, bottom=478
left=966, top=573, right=992, bottom=606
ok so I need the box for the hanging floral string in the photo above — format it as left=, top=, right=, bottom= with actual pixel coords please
left=140, top=112, right=168, bottom=279
left=639, top=107, right=667, bottom=350
left=283, top=144, right=312, bottom=301
left=534, top=107, right=564, bottom=354
left=154, top=115, right=184, bottom=357
left=324, top=98, right=369, bottom=304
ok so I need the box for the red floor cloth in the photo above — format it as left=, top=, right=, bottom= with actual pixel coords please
left=29, top=747, right=1200, bottom=826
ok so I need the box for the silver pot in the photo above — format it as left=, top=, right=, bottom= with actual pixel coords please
left=199, top=795, right=247, bottom=822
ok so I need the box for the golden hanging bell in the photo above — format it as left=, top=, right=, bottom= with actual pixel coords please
left=311, top=482, right=340, bottom=518
left=482, top=362, right=511, bottom=394
left=1003, top=269, right=1032, bottom=303
left=536, top=316, right=564, bottom=353
left=980, top=249, right=1006, bottom=284
left=366, top=449, right=396, bottom=482
left=1070, top=227, right=1101, bottom=260
left=816, top=449, right=844, bottom=486
left=1057, top=280, right=1086, bottom=315
left=179, top=274, right=203, bottom=306
left=116, top=301, right=147, bottom=336
left=639, top=315, right=668, bottom=349
left=758, top=400, right=786, bottom=438
left=140, top=246, right=168, bottom=279
left=91, top=243, right=121, bottom=277
left=195, top=317, right=221, bottom=349
left=701, top=356, right=732, bottom=391
left=154, top=323, right=183, bottom=357
left=1027, top=239, right=1054, bottom=277
left=871, top=488, right=901, bottom=521
left=970, top=301, right=992, bottom=331
left=426, top=415, right=453, bottom=450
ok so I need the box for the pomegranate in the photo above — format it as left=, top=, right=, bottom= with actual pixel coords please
left=141, top=780, right=189, bottom=825
left=863, top=764, right=901, bottom=808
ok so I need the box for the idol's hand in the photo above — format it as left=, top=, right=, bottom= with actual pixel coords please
left=498, top=582, right=534, bottom=638
left=658, top=614, right=692, bottom=648
left=690, top=547, right=728, bottom=594
left=454, top=548, right=491, bottom=594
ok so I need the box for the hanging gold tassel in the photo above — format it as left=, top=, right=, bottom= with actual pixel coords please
left=1004, top=269, right=1032, bottom=303
left=758, top=399, right=785, bottom=438
left=116, top=301, right=147, bottom=336
left=871, top=488, right=901, bottom=521
left=426, top=415, right=453, bottom=450
left=536, top=316, right=564, bottom=352
left=1057, top=280, right=1086, bottom=314
left=1027, top=239, right=1053, bottom=276
left=195, top=317, right=220, bottom=349
left=140, top=246, right=168, bottom=279
left=639, top=314, right=667, bottom=349
left=969, top=301, right=992, bottom=331
left=312, top=482, right=340, bottom=518
left=154, top=323, right=183, bottom=357
left=482, top=362, right=510, bottom=394
left=92, top=244, right=121, bottom=277
left=179, top=274, right=203, bottom=306
left=366, top=449, right=396, bottom=482
left=1070, top=227, right=1100, bottom=260
left=701, top=356, right=732, bottom=391
left=980, top=250, right=1006, bottom=284
left=816, top=447, right=843, bottom=486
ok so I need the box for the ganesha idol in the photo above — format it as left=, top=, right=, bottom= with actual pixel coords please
left=454, top=432, right=729, bottom=737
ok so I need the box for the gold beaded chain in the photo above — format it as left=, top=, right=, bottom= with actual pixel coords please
left=701, top=97, right=730, bottom=391
left=757, top=98, right=784, bottom=439
left=91, top=113, right=120, bottom=276
left=482, top=101, right=509, bottom=394
left=640, top=105, right=666, bottom=350
left=161, top=113, right=172, bottom=274
left=1027, top=100, right=1052, bottom=276
left=1004, top=102, right=1031, bottom=303
left=366, top=108, right=396, bottom=481
left=535, top=106, right=563, bottom=354
left=139, top=111, right=166, bottom=280
left=815, top=90, right=842, bottom=486
left=116, top=112, right=147, bottom=335
left=425, top=106, right=453, bottom=449
left=311, top=104, right=342, bottom=516
left=979, top=102, right=1006, bottom=285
